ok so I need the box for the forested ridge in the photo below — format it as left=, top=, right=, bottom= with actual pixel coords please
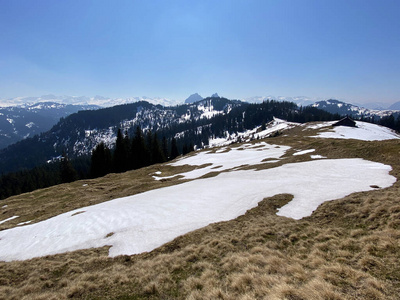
left=0, top=97, right=369, bottom=200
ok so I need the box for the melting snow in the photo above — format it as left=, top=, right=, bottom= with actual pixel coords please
left=293, top=149, right=315, bottom=156
left=154, top=142, right=290, bottom=180
left=17, top=221, right=32, bottom=226
left=0, top=157, right=395, bottom=262
left=311, top=155, right=326, bottom=159
left=311, top=121, right=400, bottom=141
left=0, top=216, right=18, bottom=225
left=207, top=118, right=299, bottom=148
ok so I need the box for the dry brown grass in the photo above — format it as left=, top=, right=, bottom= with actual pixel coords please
left=1, top=126, right=400, bottom=299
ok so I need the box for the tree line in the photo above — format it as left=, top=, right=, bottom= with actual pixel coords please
left=0, top=100, right=346, bottom=200
left=90, top=126, right=193, bottom=178
left=0, top=127, right=192, bottom=200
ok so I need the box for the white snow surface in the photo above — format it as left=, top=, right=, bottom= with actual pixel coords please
left=310, top=121, right=400, bottom=141
left=206, top=118, right=299, bottom=149
left=0, top=216, right=18, bottom=225
left=154, top=142, right=290, bottom=180
left=0, top=156, right=395, bottom=262
left=293, top=149, right=315, bottom=156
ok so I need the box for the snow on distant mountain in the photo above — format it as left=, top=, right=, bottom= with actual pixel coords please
left=352, top=101, right=390, bottom=110
left=244, top=96, right=315, bottom=106
left=0, top=102, right=98, bottom=149
left=312, top=99, right=399, bottom=119
left=184, top=93, right=204, bottom=104
left=0, top=95, right=182, bottom=108
left=0, top=97, right=245, bottom=173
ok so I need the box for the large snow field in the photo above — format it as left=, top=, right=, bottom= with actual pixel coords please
left=0, top=155, right=395, bottom=262
left=309, top=121, right=400, bottom=141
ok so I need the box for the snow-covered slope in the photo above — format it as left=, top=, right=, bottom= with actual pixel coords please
left=307, top=120, right=400, bottom=141
left=0, top=140, right=395, bottom=261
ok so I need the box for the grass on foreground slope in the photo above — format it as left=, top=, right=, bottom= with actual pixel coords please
left=0, top=126, right=400, bottom=299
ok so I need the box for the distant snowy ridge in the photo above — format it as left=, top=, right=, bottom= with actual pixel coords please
left=244, top=95, right=316, bottom=106
left=0, top=101, right=99, bottom=150
left=0, top=95, right=182, bottom=108
left=312, top=99, right=400, bottom=119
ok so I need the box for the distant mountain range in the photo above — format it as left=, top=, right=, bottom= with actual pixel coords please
left=0, top=97, right=244, bottom=173
left=0, top=97, right=338, bottom=174
left=0, top=102, right=98, bottom=149
left=312, top=99, right=399, bottom=119
left=1, top=94, right=399, bottom=166
left=244, top=96, right=316, bottom=107
left=0, top=95, right=181, bottom=108
left=184, top=93, right=220, bottom=104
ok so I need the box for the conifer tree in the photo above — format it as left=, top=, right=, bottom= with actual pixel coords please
left=152, top=132, right=165, bottom=163
left=182, top=144, right=188, bottom=155
left=113, top=129, right=129, bottom=173
left=170, top=137, right=179, bottom=160
left=146, top=130, right=154, bottom=165
left=131, top=126, right=147, bottom=169
left=60, top=151, right=78, bottom=183
left=90, top=142, right=112, bottom=178
left=161, top=136, right=168, bottom=160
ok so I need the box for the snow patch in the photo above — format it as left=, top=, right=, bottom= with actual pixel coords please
left=311, top=155, right=326, bottom=159
left=293, top=149, right=315, bottom=156
left=17, top=221, right=32, bottom=226
left=0, top=216, right=18, bottom=225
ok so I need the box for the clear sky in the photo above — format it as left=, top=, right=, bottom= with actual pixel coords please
left=1, top=0, right=399, bottom=104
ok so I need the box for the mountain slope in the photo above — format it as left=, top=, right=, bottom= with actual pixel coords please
left=184, top=93, right=203, bottom=104
left=312, top=99, right=399, bottom=119
left=0, top=102, right=98, bottom=149
left=0, top=123, right=399, bottom=299
left=0, top=97, right=244, bottom=173
left=0, top=94, right=181, bottom=108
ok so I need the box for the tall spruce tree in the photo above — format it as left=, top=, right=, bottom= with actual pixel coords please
left=90, top=142, right=112, bottom=178
left=161, top=136, right=168, bottom=160
left=113, top=129, right=129, bottom=173
left=152, top=133, right=165, bottom=163
left=170, top=137, right=179, bottom=160
left=60, top=151, right=78, bottom=183
left=131, top=126, right=147, bottom=169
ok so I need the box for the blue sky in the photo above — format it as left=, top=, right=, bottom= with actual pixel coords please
left=1, top=0, right=399, bottom=104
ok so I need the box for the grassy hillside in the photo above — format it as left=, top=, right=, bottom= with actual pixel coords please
left=0, top=124, right=399, bottom=299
